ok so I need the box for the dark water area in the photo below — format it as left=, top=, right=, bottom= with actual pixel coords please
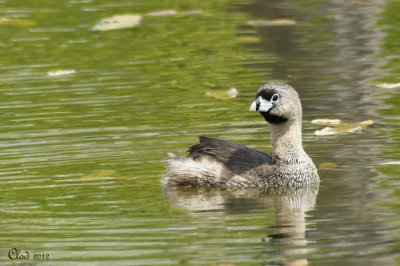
left=0, top=0, right=399, bottom=265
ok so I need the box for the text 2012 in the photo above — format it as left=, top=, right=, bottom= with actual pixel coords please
left=8, top=248, right=50, bottom=260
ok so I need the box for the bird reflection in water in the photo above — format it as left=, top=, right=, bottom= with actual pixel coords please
left=164, top=183, right=319, bottom=265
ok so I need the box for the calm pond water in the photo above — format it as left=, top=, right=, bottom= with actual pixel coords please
left=0, top=0, right=399, bottom=265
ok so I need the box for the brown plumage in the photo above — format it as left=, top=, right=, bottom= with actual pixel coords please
left=164, top=82, right=319, bottom=188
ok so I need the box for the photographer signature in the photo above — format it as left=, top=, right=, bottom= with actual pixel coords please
left=8, top=248, right=50, bottom=260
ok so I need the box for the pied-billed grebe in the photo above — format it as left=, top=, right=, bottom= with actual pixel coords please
left=163, top=82, right=319, bottom=188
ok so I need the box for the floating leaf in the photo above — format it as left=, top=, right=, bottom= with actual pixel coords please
left=238, top=36, right=262, bottom=44
left=182, top=10, right=203, bottom=15
left=248, top=19, right=296, bottom=27
left=315, top=126, right=360, bottom=136
left=376, top=82, right=400, bottom=89
left=206, top=87, right=239, bottom=100
left=147, top=10, right=177, bottom=17
left=0, top=17, right=36, bottom=27
left=319, top=162, right=337, bottom=170
left=359, top=120, right=374, bottom=126
left=146, top=9, right=202, bottom=17
left=311, top=119, right=341, bottom=126
left=380, top=161, right=400, bottom=165
left=313, top=119, right=374, bottom=136
left=92, top=14, right=142, bottom=31
left=47, top=69, right=76, bottom=77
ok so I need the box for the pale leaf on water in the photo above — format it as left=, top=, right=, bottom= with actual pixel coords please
left=146, top=9, right=202, bottom=16
left=312, top=119, right=341, bottom=126
left=0, top=17, right=36, bottom=27
left=248, top=18, right=296, bottom=27
left=182, top=10, right=203, bottom=15
left=379, top=161, right=400, bottom=165
left=376, top=82, right=400, bottom=89
left=147, top=10, right=177, bottom=17
left=92, top=14, right=142, bottom=31
left=359, top=120, right=374, bottom=126
left=48, top=69, right=76, bottom=77
left=206, top=88, right=239, bottom=100
left=314, top=119, right=374, bottom=136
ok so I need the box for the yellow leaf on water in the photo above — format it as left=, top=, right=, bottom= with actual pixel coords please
left=311, top=119, right=341, bottom=126
left=206, top=88, right=239, bottom=100
left=319, top=162, right=337, bottom=170
left=147, top=10, right=177, bottom=17
left=92, top=14, right=142, bottom=31
left=314, top=119, right=374, bottom=136
left=47, top=69, right=76, bottom=77
left=146, top=9, right=202, bottom=17
left=0, top=17, right=36, bottom=27
left=376, top=83, right=400, bottom=89
left=315, top=125, right=362, bottom=136
left=359, top=120, right=374, bottom=126
left=182, top=10, right=202, bottom=15
left=380, top=161, right=400, bottom=165
left=248, top=18, right=296, bottom=27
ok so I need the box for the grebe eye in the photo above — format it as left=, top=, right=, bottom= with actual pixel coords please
left=271, top=93, right=279, bottom=102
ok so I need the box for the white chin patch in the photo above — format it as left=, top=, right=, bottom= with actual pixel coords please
left=249, top=96, right=273, bottom=112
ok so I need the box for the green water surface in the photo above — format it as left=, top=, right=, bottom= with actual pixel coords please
left=0, top=0, right=399, bottom=265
